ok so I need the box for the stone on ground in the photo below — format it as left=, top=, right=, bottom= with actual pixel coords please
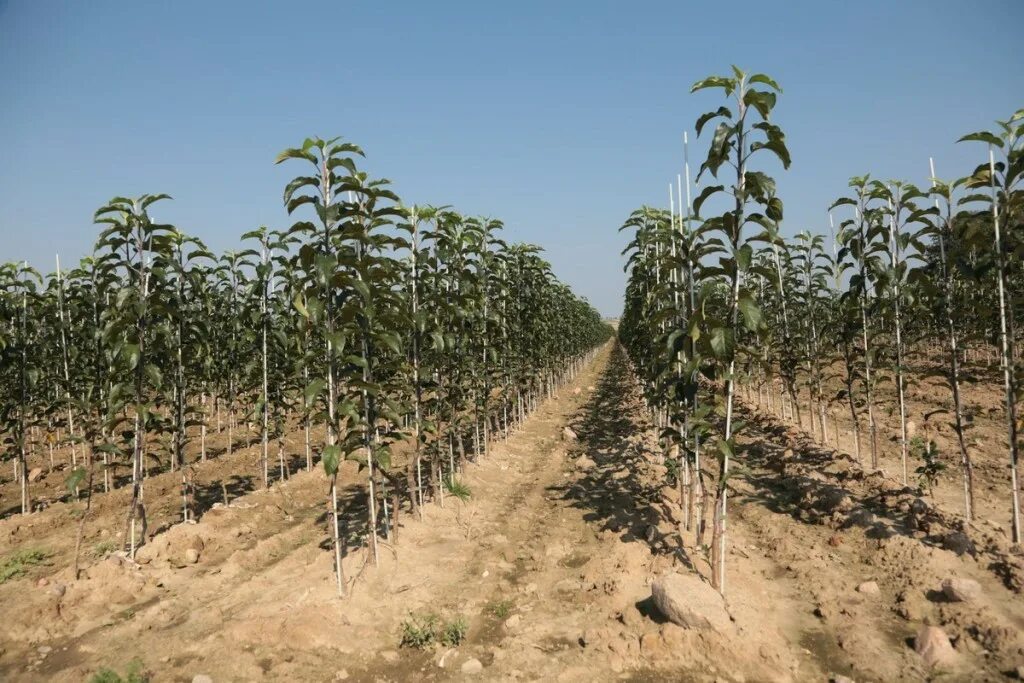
left=941, top=577, right=981, bottom=602
left=914, top=625, right=957, bottom=668
left=650, top=572, right=732, bottom=631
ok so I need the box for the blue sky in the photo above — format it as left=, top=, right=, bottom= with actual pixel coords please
left=1, top=0, right=1021, bottom=315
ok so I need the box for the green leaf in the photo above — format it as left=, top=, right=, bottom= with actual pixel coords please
left=691, top=75, right=735, bottom=94
left=957, top=131, right=1003, bottom=147
left=748, top=73, right=782, bottom=93
left=322, top=444, right=341, bottom=476
left=695, top=107, right=732, bottom=137
left=693, top=185, right=725, bottom=217
left=304, top=378, right=327, bottom=406
left=65, top=467, right=86, bottom=493
left=709, top=326, right=734, bottom=360
left=737, top=295, right=762, bottom=331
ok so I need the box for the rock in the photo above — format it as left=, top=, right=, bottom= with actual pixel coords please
left=573, top=387, right=582, bottom=396
left=184, top=548, right=200, bottom=564
left=941, top=577, right=981, bottom=602
left=192, top=676, right=213, bottom=683
left=830, top=676, right=856, bottom=683
left=587, top=385, right=595, bottom=391
left=503, top=614, right=521, bottom=631
left=856, top=581, right=880, bottom=596
left=1016, top=664, right=1024, bottom=680
left=49, top=583, right=66, bottom=598
left=909, top=498, right=929, bottom=516
left=461, top=658, right=483, bottom=674
left=334, top=670, right=350, bottom=681
left=562, top=427, right=578, bottom=442
left=37, top=646, right=52, bottom=655
left=914, top=625, right=957, bottom=668
left=942, top=531, right=976, bottom=556
left=28, top=468, right=43, bottom=482
left=575, top=456, right=596, bottom=470
left=651, top=572, right=732, bottom=631
left=36, top=577, right=48, bottom=588
left=906, top=421, right=918, bottom=439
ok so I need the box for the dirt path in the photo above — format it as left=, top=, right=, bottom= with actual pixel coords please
left=1, top=342, right=1022, bottom=682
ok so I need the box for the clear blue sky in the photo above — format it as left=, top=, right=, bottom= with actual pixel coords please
left=1, top=0, right=1021, bottom=315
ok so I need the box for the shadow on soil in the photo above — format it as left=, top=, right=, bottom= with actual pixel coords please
left=548, top=344, right=693, bottom=569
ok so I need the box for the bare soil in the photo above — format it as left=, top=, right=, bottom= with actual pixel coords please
left=1, top=343, right=1022, bottom=681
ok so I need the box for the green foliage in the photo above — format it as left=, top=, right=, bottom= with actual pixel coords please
left=488, top=599, right=514, bottom=619
left=444, top=476, right=472, bottom=501
left=93, top=539, right=118, bottom=558
left=399, top=612, right=469, bottom=649
left=0, top=548, right=48, bottom=584
left=88, top=659, right=149, bottom=683
left=664, top=456, right=679, bottom=487
left=399, top=612, right=441, bottom=648
left=440, top=616, right=469, bottom=646
left=912, top=436, right=946, bottom=496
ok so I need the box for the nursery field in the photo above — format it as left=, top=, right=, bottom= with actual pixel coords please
left=1, top=342, right=1023, bottom=682
left=1, top=64, right=1022, bottom=683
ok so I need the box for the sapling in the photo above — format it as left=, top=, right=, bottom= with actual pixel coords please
left=959, top=111, right=1024, bottom=543
left=689, top=66, right=789, bottom=593
left=926, top=162, right=975, bottom=519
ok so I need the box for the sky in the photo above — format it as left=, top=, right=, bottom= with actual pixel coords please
left=1, top=0, right=1022, bottom=316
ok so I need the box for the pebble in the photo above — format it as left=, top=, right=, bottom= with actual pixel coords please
left=192, top=676, right=213, bottom=683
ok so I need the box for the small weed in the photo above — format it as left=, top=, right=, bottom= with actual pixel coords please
left=0, top=548, right=48, bottom=584
left=399, top=612, right=469, bottom=649
left=400, top=612, right=440, bottom=649
left=89, top=658, right=149, bottom=683
left=912, top=436, right=946, bottom=496
left=444, top=477, right=472, bottom=502
left=93, top=539, right=118, bottom=558
left=489, top=599, right=514, bottom=619
left=440, top=616, right=468, bottom=646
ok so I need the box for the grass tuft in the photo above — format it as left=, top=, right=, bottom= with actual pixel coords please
left=400, top=612, right=470, bottom=649
left=488, top=599, right=514, bottom=619
left=0, top=548, right=48, bottom=584
left=88, top=658, right=148, bottom=683
left=444, top=476, right=472, bottom=502
left=400, top=612, right=440, bottom=649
